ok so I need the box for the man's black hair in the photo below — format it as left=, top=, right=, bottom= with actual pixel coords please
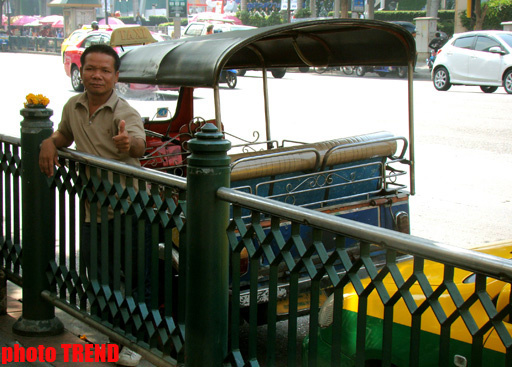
left=80, top=44, right=121, bottom=72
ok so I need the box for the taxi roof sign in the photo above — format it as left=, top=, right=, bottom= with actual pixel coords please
left=110, top=26, right=157, bottom=47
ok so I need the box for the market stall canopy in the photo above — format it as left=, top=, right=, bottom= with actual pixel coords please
left=118, top=19, right=416, bottom=88
left=52, top=19, right=64, bottom=28
left=23, top=19, right=42, bottom=27
left=39, top=15, right=63, bottom=24
left=11, top=15, right=40, bottom=26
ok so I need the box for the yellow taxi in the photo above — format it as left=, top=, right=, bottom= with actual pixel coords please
left=303, top=241, right=512, bottom=367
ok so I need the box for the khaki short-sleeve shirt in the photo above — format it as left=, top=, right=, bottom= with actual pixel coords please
left=58, top=91, right=146, bottom=222
left=58, top=91, right=145, bottom=167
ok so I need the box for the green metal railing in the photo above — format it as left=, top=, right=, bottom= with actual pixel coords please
left=0, top=135, right=22, bottom=286
left=1, top=110, right=511, bottom=367
left=6, top=36, right=62, bottom=54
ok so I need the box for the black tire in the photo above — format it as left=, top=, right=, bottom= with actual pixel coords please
left=480, top=86, right=498, bottom=93
left=356, top=66, right=366, bottom=77
left=377, top=72, right=387, bottom=77
left=504, top=70, right=512, bottom=94
left=342, top=66, right=354, bottom=75
left=299, top=66, right=310, bottom=73
left=270, top=68, right=286, bottom=78
left=226, top=72, right=237, bottom=89
left=433, top=66, right=451, bottom=91
left=237, top=69, right=246, bottom=77
left=313, top=67, right=327, bottom=74
left=71, top=65, right=84, bottom=92
left=397, top=66, right=407, bottom=78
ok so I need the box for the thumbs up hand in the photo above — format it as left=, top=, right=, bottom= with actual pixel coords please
left=113, top=120, right=131, bottom=153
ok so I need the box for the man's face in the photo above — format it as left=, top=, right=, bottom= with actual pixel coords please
left=80, top=52, right=119, bottom=98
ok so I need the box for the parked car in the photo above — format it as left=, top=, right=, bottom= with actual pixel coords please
left=181, top=21, right=255, bottom=37
left=355, top=21, right=415, bottom=79
left=389, top=21, right=416, bottom=36
left=63, top=26, right=158, bottom=93
left=356, top=65, right=407, bottom=78
left=432, top=30, right=512, bottom=94
left=302, top=241, right=512, bottom=367
left=60, top=29, right=88, bottom=63
left=181, top=22, right=287, bottom=79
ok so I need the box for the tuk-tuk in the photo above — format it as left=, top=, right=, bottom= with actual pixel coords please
left=118, top=19, right=416, bottom=318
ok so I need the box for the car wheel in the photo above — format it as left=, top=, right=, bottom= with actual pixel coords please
left=480, top=86, right=498, bottom=93
left=504, top=70, right=512, bottom=94
left=342, top=66, right=354, bottom=75
left=377, top=72, right=387, bottom=77
left=237, top=69, right=246, bottom=77
left=71, top=66, right=84, bottom=92
left=356, top=66, right=366, bottom=77
left=397, top=66, right=407, bottom=78
left=226, top=72, right=237, bottom=89
left=270, top=68, right=286, bottom=78
left=433, top=66, right=451, bottom=91
left=299, top=66, right=310, bottom=73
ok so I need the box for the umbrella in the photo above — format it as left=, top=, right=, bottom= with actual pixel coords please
left=11, top=15, right=40, bottom=26
left=52, top=19, right=64, bottom=28
left=98, top=17, right=124, bottom=25
left=23, top=19, right=42, bottom=27
left=39, top=15, right=63, bottom=24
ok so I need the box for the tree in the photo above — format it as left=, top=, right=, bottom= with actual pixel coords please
left=1, top=0, right=7, bottom=30
left=473, top=0, right=489, bottom=30
left=426, top=0, right=440, bottom=18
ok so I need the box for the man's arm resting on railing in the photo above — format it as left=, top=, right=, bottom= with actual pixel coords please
left=39, top=131, right=73, bottom=177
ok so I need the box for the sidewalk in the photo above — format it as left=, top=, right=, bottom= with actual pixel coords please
left=0, top=282, right=155, bottom=367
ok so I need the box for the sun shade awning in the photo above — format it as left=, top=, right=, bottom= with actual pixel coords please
left=118, top=19, right=416, bottom=88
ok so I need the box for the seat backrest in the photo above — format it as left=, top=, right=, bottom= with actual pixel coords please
left=230, top=131, right=398, bottom=181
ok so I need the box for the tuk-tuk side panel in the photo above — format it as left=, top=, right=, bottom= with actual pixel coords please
left=231, top=158, right=386, bottom=209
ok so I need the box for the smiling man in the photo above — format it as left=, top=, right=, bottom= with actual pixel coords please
left=40, top=44, right=145, bottom=174
left=39, top=44, right=146, bottom=367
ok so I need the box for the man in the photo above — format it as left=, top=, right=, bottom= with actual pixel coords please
left=429, top=31, right=448, bottom=52
left=91, top=20, right=99, bottom=31
left=39, top=44, right=145, bottom=367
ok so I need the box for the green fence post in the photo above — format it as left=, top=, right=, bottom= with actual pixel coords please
left=12, top=107, right=63, bottom=336
left=185, top=123, right=231, bottom=367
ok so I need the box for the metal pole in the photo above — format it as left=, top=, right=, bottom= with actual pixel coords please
left=185, top=123, right=231, bottom=366
left=12, top=107, right=63, bottom=336
left=105, top=0, right=109, bottom=25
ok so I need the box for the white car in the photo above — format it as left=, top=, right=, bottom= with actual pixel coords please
left=432, top=30, right=512, bottom=94
left=181, top=22, right=255, bottom=38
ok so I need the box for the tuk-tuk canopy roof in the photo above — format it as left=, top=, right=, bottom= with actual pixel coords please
left=118, top=19, right=416, bottom=88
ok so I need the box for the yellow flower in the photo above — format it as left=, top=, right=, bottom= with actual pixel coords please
left=24, top=93, right=50, bottom=108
